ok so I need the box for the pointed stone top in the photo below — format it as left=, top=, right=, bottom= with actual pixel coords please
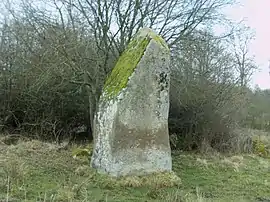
left=136, top=27, right=155, bottom=37
left=102, top=27, right=169, bottom=100
left=135, top=27, right=169, bottom=50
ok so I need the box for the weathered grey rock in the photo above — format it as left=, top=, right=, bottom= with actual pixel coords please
left=91, top=27, right=172, bottom=177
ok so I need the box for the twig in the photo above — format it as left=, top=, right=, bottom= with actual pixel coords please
left=6, top=175, right=10, bottom=202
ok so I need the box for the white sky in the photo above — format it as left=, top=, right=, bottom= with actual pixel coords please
left=222, top=0, right=270, bottom=89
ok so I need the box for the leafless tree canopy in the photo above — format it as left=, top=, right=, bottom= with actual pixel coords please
left=230, top=26, right=257, bottom=87
left=57, top=0, right=235, bottom=54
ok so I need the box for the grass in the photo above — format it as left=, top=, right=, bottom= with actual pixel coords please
left=0, top=133, right=270, bottom=202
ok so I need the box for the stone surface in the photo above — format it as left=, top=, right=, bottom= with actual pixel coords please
left=91, top=27, right=172, bottom=177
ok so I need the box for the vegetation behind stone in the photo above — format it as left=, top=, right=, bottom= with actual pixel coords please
left=0, top=0, right=267, bottom=154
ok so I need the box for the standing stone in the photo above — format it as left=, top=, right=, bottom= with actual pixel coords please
left=91, top=27, right=172, bottom=177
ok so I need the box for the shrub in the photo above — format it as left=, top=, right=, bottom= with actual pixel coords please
left=252, top=138, right=269, bottom=157
left=169, top=78, right=245, bottom=152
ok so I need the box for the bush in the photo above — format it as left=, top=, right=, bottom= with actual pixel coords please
left=0, top=65, right=88, bottom=141
left=167, top=30, right=252, bottom=153
left=0, top=22, right=99, bottom=141
left=169, top=77, right=245, bottom=152
left=252, top=137, right=269, bottom=157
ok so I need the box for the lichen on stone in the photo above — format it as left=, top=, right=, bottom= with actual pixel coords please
left=102, top=28, right=169, bottom=100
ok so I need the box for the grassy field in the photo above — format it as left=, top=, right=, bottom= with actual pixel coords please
left=0, top=131, right=270, bottom=202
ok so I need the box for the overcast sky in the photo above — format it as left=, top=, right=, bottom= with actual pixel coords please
left=223, top=0, right=270, bottom=89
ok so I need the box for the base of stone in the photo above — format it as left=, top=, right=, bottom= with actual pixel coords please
left=91, top=148, right=172, bottom=177
left=96, top=170, right=181, bottom=188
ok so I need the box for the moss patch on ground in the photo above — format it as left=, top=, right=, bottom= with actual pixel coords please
left=1, top=137, right=270, bottom=202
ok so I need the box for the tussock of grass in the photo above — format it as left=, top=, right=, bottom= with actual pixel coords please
left=196, top=158, right=208, bottom=168
left=72, top=165, right=181, bottom=188
left=114, top=171, right=181, bottom=188
left=220, top=155, right=244, bottom=172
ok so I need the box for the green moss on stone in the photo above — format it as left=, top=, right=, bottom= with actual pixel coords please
left=102, top=29, right=169, bottom=100
left=103, top=37, right=150, bottom=100
left=151, top=34, right=169, bottom=51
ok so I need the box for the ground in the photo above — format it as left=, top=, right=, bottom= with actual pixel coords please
left=0, top=129, right=270, bottom=202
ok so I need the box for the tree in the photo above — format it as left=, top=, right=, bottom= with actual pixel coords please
left=169, top=29, right=247, bottom=151
left=63, top=0, right=235, bottom=54
left=230, top=26, right=257, bottom=87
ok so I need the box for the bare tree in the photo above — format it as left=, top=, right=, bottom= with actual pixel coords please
left=62, top=0, right=235, bottom=55
left=169, top=28, right=251, bottom=151
left=230, top=26, right=257, bottom=87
